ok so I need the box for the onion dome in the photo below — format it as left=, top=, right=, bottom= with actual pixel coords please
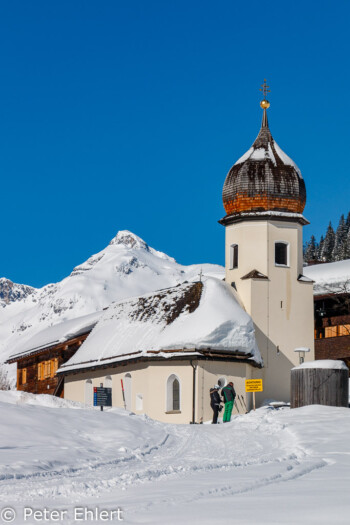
left=222, top=96, right=306, bottom=222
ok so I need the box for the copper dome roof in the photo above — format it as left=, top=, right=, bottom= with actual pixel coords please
left=222, top=109, right=306, bottom=218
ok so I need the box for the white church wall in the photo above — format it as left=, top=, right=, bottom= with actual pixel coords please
left=63, top=359, right=257, bottom=423
left=63, top=360, right=194, bottom=424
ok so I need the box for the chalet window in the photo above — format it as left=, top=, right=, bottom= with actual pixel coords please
left=275, top=242, right=289, bottom=266
left=230, top=244, right=238, bottom=269
left=325, top=326, right=338, bottom=338
left=338, top=325, right=350, bottom=336
left=38, top=359, right=58, bottom=380
left=166, top=374, right=181, bottom=412
left=17, top=368, right=27, bottom=386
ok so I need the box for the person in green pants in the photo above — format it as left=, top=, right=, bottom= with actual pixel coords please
left=221, top=382, right=236, bottom=423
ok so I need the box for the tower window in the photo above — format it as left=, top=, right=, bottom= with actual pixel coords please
left=230, top=244, right=238, bottom=269
left=275, top=242, right=289, bottom=266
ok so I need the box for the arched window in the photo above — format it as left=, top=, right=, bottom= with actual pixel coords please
left=230, top=244, right=238, bottom=269
left=104, top=375, right=112, bottom=388
left=166, top=374, right=181, bottom=412
left=275, top=242, right=289, bottom=267
left=84, top=379, right=93, bottom=406
left=124, top=373, right=132, bottom=411
left=217, top=376, right=227, bottom=389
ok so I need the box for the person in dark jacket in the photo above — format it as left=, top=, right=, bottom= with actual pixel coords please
left=221, top=382, right=236, bottom=423
left=210, top=385, right=222, bottom=424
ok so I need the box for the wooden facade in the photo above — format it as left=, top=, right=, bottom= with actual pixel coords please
left=314, top=293, right=350, bottom=372
left=8, top=333, right=90, bottom=397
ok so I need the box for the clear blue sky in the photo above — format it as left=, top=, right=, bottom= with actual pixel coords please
left=1, top=1, right=349, bottom=287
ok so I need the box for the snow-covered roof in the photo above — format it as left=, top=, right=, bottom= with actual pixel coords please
left=304, top=259, right=350, bottom=295
left=58, top=278, right=262, bottom=373
left=234, top=140, right=302, bottom=178
left=293, top=360, right=349, bottom=371
left=7, top=311, right=101, bottom=362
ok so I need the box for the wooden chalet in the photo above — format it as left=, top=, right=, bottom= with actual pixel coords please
left=314, top=292, right=350, bottom=371
left=6, top=312, right=100, bottom=397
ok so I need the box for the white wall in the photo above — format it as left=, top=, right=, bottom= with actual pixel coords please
left=64, top=359, right=257, bottom=424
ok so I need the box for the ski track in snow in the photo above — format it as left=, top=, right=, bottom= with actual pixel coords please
left=0, top=408, right=327, bottom=517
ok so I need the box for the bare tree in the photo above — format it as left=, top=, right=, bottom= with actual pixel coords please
left=0, top=366, right=11, bottom=391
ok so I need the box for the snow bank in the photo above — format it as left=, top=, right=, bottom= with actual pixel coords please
left=59, top=278, right=261, bottom=373
left=0, top=393, right=167, bottom=481
left=0, top=390, right=90, bottom=409
left=293, top=359, right=349, bottom=370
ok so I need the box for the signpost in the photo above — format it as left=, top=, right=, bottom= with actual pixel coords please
left=245, top=379, right=263, bottom=411
left=120, top=379, right=126, bottom=410
left=93, top=383, right=112, bottom=411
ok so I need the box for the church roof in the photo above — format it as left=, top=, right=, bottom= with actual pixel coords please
left=58, top=278, right=262, bottom=374
left=222, top=103, right=306, bottom=221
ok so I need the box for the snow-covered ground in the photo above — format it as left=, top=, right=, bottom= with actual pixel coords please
left=1, top=392, right=349, bottom=524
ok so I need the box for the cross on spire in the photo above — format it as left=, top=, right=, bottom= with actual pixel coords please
left=260, top=79, right=270, bottom=100
left=259, top=79, right=271, bottom=111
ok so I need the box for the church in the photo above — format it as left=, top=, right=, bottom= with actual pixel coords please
left=7, top=83, right=315, bottom=422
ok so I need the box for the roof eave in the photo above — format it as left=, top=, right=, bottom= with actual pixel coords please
left=57, top=348, right=262, bottom=375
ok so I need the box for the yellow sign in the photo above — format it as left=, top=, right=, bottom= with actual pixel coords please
left=245, top=379, right=263, bottom=392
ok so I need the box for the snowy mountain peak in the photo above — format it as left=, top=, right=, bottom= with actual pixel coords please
left=0, top=231, right=224, bottom=382
left=0, top=278, right=36, bottom=308
left=109, top=230, right=149, bottom=251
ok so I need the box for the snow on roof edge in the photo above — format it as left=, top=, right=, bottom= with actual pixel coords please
left=293, top=360, right=348, bottom=371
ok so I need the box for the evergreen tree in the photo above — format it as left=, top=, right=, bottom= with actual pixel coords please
left=343, top=228, right=350, bottom=260
left=321, top=223, right=335, bottom=262
left=317, top=235, right=324, bottom=261
left=332, top=214, right=347, bottom=261
left=304, top=235, right=317, bottom=262
left=346, top=211, right=350, bottom=232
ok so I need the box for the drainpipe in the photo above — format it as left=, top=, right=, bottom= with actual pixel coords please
left=190, top=360, right=197, bottom=424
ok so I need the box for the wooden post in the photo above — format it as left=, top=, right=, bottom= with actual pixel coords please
left=253, top=391, right=256, bottom=411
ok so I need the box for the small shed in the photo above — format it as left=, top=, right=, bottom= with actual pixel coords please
left=291, top=360, right=349, bottom=409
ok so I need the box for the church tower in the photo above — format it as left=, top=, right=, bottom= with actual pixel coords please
left=220, top=82, right=314, bottom=403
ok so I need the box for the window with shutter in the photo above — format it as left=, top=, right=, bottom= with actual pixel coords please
left=50, top=358, right=59, bottom=377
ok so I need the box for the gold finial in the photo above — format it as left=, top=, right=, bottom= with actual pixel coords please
left=260, top=79, right=270, bottom=109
